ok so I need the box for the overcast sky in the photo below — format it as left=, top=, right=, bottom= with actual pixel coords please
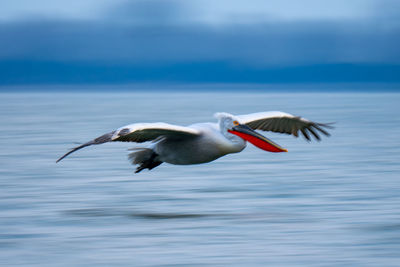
left=0, top=0, right=399, bottom=84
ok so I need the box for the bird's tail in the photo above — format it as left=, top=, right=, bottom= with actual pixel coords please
left=128, top=148, right=163, bottom=173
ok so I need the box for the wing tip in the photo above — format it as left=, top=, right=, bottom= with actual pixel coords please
left=56, top=131, right=116, bottom=163
left=56, top=142, right=93, bottom=163
left=319, top=122, right=336, bottom=129
left=56, top=151, right=72, bottom=163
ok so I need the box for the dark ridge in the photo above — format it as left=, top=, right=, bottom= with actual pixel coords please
left=1, top=60, right=400, bottom=86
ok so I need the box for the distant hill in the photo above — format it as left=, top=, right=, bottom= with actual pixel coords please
left=1, top=61, right=399, bottom=88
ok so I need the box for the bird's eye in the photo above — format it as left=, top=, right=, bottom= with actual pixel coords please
left=233, top=120, right=239, bottom=126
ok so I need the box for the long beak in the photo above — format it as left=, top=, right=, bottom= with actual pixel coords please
left=228, top=124, right=288, bottom=153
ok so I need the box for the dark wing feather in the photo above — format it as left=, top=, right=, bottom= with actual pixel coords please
left=56, top=131, right=115, bottom=163
left=114, top=128, right=198, bottom=142
left=237, top=111, right=333, bottom=141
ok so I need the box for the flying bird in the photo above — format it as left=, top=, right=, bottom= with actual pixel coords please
left=57, top=112, right=332, bottom=173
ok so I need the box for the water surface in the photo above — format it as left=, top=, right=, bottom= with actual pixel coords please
left=0, top=91, right=399, bottom=266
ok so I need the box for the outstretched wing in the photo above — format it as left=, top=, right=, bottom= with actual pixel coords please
left=237, top=111, right=333, bottom=141
left=56, top=122, right=200, bottom=162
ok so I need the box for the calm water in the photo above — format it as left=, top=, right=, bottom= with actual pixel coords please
left=0, top=91, right=399, bottom=266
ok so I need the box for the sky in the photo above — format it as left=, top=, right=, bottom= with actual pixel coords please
left=0, top=0, right=399, bottom=86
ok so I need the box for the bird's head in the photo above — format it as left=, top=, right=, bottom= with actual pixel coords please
left=214, top=112, right=288, bottom=153
left=214, top=112, right=240, bottom=132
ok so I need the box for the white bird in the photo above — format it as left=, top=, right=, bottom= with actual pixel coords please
left=57, top=111, right=332, bottom=173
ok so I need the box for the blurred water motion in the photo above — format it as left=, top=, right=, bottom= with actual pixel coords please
left=0, top=91, right=399, bottom=266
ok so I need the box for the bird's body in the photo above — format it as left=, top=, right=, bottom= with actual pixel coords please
left=153, top=122, right=246, bottom=165
left=57, top=111, right=332, bottom=173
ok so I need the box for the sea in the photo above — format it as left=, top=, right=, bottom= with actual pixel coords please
left=0, top=90, right=399, bottom=266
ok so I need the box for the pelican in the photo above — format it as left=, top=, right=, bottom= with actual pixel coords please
left=57, top=112, right=332, bottom=173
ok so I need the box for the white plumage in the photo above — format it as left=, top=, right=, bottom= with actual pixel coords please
left=57, top=111, right=332, bottom=173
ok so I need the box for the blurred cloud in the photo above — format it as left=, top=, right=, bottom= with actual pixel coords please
left=106, top=0, right=190, bottom=26
left=184, top=0, right=377, bottom=24
left=0, top=0, right=394, bottom=24
left=0, top=0, right=399, bottom=84
left=0, top=0, right=118, bottom=21
left=1, top=15, right=398, bottom=65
